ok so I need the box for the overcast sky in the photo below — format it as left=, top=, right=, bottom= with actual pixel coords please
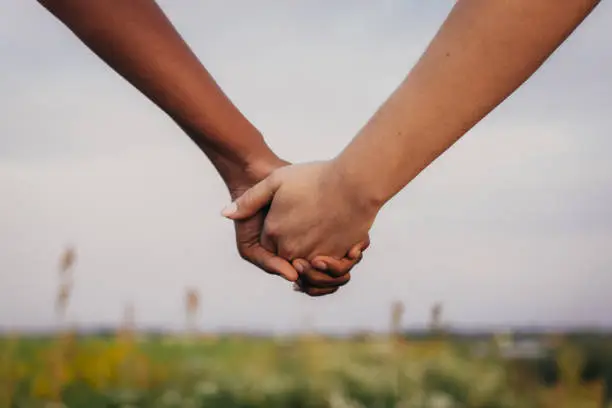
left=1, top=1, right=611, bottom=334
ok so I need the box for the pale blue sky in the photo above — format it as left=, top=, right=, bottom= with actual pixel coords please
left=1, top=1, right=611, bottom=333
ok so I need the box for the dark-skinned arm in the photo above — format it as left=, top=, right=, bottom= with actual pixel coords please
left=37, top=0, right=366, bottom=290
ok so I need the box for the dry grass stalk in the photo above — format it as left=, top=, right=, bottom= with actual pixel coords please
left=56, top=247, right=77, bottom=326
left=185, top=288, right=200, bottom=337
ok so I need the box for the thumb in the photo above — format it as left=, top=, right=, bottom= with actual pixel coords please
left=221, top=176, right=280, bottom=220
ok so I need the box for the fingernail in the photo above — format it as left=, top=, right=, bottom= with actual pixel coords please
left=294, top=262, right=304, bottom=273
left=220, top=202, right=237, bottom=217
left=313, top=260, right=326, bottom=270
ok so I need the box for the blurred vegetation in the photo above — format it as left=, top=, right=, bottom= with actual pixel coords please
left=1, top=330, right=611, bottom=407
left=3, top=249, right=609, bottom=406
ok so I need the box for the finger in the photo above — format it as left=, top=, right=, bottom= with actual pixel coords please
left=293, top=259, right=351, bottom=288
left=221, top=175, right=281, bottom=220
left=303, top=286, right=339, bottom=297
left=292, top=259, right=310, bottom=275
left=303, top=269, right=351, bottom=288
left=294, top=282, right=339, bottom=297
left=310, top=256, right=359, bottom=278
left=362, top=236, right=371, bottom=251
left=348, top=237, right=370, bottom=260
left=242, top=245, right=298, bottom=282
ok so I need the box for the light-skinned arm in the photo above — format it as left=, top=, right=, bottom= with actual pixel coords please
left=38, top=0, right=366, bottom=293
left=224, top=0, right=600, bottom=261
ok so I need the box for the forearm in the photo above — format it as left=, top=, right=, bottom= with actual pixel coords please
left=38, top=0, right=279, bottom=189
left=334, top=0, right=599, bottom=208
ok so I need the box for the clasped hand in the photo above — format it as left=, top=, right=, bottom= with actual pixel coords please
left=223, top=160, right=379, bottom=296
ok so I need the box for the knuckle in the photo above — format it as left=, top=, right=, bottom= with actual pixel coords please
left=263, top=222, right=280, bottom=238
left=237, top=246, right=251, bottom=262
left=238, top=251, right=250, bottom=262
left=336, top=273, right=351, bottom=286
left=348, top=256, right=361, bottom=268
left=266, top=170, right=282, bottom=186
left=279, top=243, right=298, bottom=261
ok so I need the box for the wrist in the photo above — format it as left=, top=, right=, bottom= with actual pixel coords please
left=184, top=123, right=286, bottom=197
left=327, top=156, right=387, bottom=218
left=221, top=150, right=289, bottom=200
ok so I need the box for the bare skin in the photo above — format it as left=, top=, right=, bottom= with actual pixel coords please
left=37, top=0, right=367, bottom=295
left=224, top=0, right=601, bottom=261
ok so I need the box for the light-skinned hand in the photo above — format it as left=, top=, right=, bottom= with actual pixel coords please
left=227, top=159, right=369, bottom=296
left=222, top=161, right=378, bottom=266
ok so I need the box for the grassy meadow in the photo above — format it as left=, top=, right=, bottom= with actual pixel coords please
left=1, top=329, right=611, bottom=408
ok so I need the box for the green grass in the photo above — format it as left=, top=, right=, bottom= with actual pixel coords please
left=0, top=332, right=610, bottom=407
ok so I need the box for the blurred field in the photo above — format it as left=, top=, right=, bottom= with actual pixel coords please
left=1, top=330, right=611, bottom=408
